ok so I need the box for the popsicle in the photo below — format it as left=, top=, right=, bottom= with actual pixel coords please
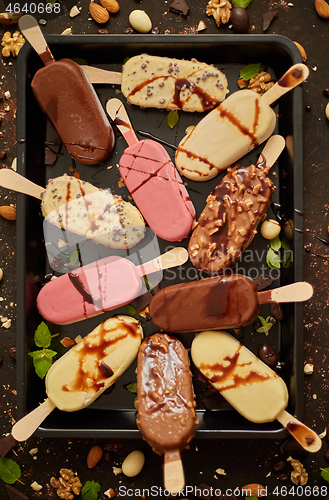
left=19, top=15, right=115, bottom=165
left=175, top=63, right=309, bottom=181
left=189, top=135, right=285, bottom=274
left=136, top=333, right=198, bottom=492
left=11, top=315, right=143, bottom=440
left=0, top=170, right=145, bottom=249
left=191, top=330, right=321, bottom=452
left=82, top=54, right=228, bottom=112
left=106, top=99, right=196, bottom=241
left=36, top=247, right=188, bottom=325
left=149, top=274, right=314, bottom=333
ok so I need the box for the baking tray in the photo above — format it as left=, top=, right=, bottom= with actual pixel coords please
left=16, top=34, right=304, bottom=438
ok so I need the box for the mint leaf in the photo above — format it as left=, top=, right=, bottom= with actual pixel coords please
left=256, top=316, right=273, bottom=335
left=270, top=235, right=281, bottom=252
left=245, top=497, right=258, bottom=500
left=232, top=0, right=253, bottom=7
left=282, top=249, right=293, bottom=269
left=81, top=480, right=101, bottom=500
left=321, top=468, right=329, bottom=482
left=0, top=458, right=23, bottom=485
left=125, top=382, right=137, bottom=394
left=240, top=63, right=261, bottom=81
left=34, top=321, right=52, bottom=348
left=29, top=349, right=57, bottom=379
left=124, top=304, right=137, bottom=316
left=167, top=110, right=179, bottom=129
left=266, top=247, right=281, bottom=269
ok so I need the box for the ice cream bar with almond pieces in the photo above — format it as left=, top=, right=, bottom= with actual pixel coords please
left=41, top=174, right=145, bottom=249
left=191, top=330, right=288, bottom=423
left=31, top=58, right=115, bottom=165
left=149, top=274, right=314, bottom=333
left=46, top=315, right=143, bottom=412
left=120, top=54, right=228, bottom=112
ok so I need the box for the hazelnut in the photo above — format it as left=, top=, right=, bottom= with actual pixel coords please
left=260, top=219, right=281, bottom=239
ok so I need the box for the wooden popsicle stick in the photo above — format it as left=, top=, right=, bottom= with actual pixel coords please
left=11, top=398, right=56, bottom=442
left=164, top=449, right=185, bottom=494
left=0, top=168, right=43, bottom=199
left=136, top=247, right=188, bottom=276
left=261, top=63, right=309, bottom=106
left=258, top=282, right=314, bottom=304
left=81, top=65, right=122, bottom=85
left=106, top=98, right=139, bottom=146
left=256, top=135, right=285, bottom=171
left=18, top=15, right=55, bottom=66
left=276, top=409, right=322, bottom=453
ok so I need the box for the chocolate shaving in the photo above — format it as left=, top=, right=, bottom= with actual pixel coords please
left=169, top=0, right=190, bottom=17
left=5, top=485, right=28, bottom=500
left=263, top=11, right=278, bottom=31
left=254, top=274, right=274, bottom=291
left=0, top=434, right=16, bottom=457
left=271, top=301, right=284, bottom=321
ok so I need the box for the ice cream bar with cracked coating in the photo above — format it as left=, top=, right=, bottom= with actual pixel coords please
left=136, top=333, right=198, bottom=454
left=175, top=90, right=276, bottom=181
left=149, top=274, right=260, bottom=333
left=41, top=174, right=145, bottom=249
left=31, top=58, right=115, bottom=165
left=188, top=155, right=274, bottom=274
left=191, top=330, right=289, bottom=423
left=45, top=315, right=143, bottom=412
left=121, top=54, right=228, bottom=112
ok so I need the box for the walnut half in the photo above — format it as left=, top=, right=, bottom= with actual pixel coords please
left=290, top=459, right=308, bottom=486
left=50, top=469, right=82, bottom=500
left=248, top=71, right=275, bottom=95
left=206, top=0, right=232, bottom=27
left=1, top=31, right=25, bottom=57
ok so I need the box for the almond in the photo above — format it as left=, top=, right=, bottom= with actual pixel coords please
left=89, top=1, right=110, bottom=23
left=294, top=41, right=307, bottom=62
left=87, top=445, right=103, bottom=468
left=100, top=0, right=120, bottom=14
left=241, top=483, right=266, bottom=497
left=315, top=0, right=329, bottom=18
left=0, top=205, right=16, bottom=220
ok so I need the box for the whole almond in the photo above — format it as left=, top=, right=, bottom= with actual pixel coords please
left=294, top=41, right=307, bottom=62
left=241, top=483, right=266, bottom=497
left=315, top=0, right=329, bottom=18
left=87, top=445, right=103, bottom=468
left=0, top=205, right=16, bottom=220
left=89, top=1, right=109, bottom=23
left=100, top=0, right=120, bottom=14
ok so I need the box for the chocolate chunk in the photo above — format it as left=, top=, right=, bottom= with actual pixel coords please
left=5, top=485, right=29, bottom=500
left=0, top=434, right=16, bottom=457
left=169, top=0, right=190, bottom=17
left=202, top=391, right=225, bottom=410
left=270, top=301, right=284, bottom=320
left=263, top=11, right=278, bottom=31
left=44, top=137, right=61, bottom=166
left=254, top=274, right=274, bottom=291
left=99, top=361, right=114, bottom=378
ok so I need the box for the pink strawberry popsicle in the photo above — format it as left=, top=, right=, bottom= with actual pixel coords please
left=106, top=99, right=196, bottom=242
left=37, top=248, right=188, bottom=325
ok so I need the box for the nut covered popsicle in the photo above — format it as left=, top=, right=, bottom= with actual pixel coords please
left=19, top=16, right=115, bottom=165
left=106, top=99, right=195, bottom=241
left=189, top=136, right=285, bottom=274
left=175, top=64, right=309, bottom=181
left=136, top=333, right=198, bottom=491
left=149, top=274, right=314, bottom=333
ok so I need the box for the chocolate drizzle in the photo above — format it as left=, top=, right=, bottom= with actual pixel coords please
left=68, top=271, right=102, bottom=308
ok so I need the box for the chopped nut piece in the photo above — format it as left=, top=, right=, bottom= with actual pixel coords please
left=31, top=481, right=43, bottom=491
left=69, top=6, right=80, bottom=17
left=50, top=468, right=82, bottom=500
left=60, top=337, right=76, bottom=348
left=290, top=459, right=308, bottom=485
left=206, top=0, right=232, bottom=26
left=215, top=467, right=226, bottom=475
left=105, top=488, right=116, bottom=498
left=2, top=319, right=12, bottom=329
left=197, top=20, right=207, bottom=31
left=1, top=31, right=25, bottom=57
left=61, top=27, right=73, bottom=35
left=237, top=78, right=248, bottom=89
left=304, top=363, right=314, bottom=374
left=29, top=447, right=39, bottom=456
left=112, top=466, right=122, bottom=475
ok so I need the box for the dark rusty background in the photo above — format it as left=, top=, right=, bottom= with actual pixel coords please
left=1, top=0, right=329, bottom=499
